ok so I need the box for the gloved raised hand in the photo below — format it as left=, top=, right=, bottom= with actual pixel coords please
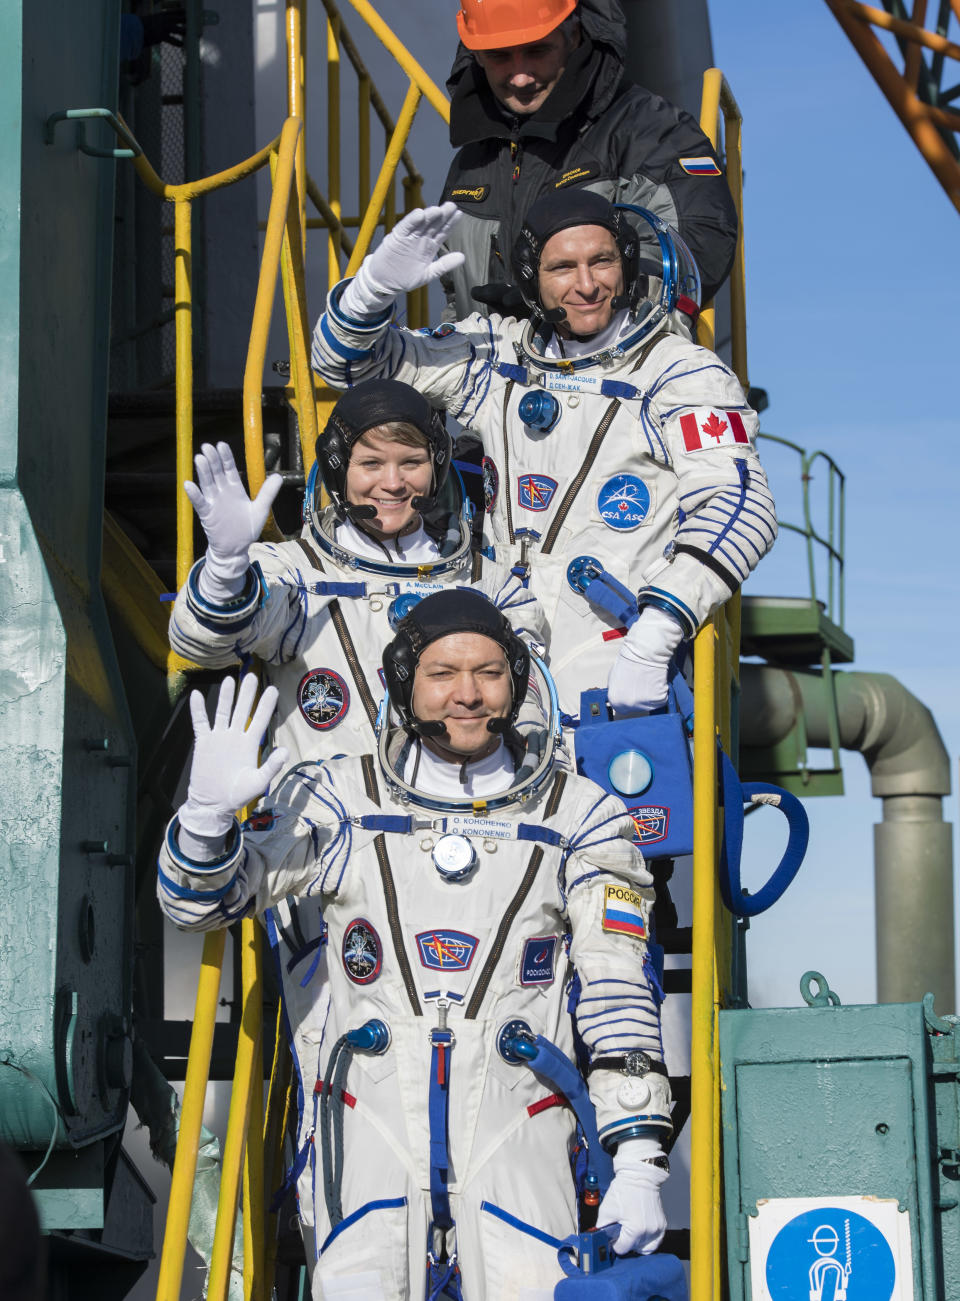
left=607, top=607, right=684, bottom=716
left=184, top=442, right=282, bottom=604
left=178, top=674, right=289, bottom=846
left=595, top=1139, right=668, bottom=1256
left=339, top=204, right=465, bottom=319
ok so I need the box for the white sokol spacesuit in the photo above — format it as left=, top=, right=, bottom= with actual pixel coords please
left=310, top=194, right=777, bottom=718
left=169, top=380, right=548, bottom=765
left=159, top=592, right=672, bottom=1301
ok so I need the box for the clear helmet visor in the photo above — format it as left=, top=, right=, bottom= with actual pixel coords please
left=615, top=204, right=702, bottom=318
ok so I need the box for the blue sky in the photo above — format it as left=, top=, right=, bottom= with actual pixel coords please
left=709, top=0, right=959, bottom=1009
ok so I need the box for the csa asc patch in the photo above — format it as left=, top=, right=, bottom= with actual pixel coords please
left=298, top=667, right=349, bottom=730
left=602, top=884, right=647, bottom=939
left=342, top=918, right=382, bottom=984
left=678, top=407, right=749, bottom=452
left=627, top=806, right=670, bottom=847
left=597, top=474, right=650, bottom=530
left=517, top=473, right=557, bottom=511
left=416, top=930, right=479, bottom=971
left=679, top=155, right=722, bottom=176
left=519, top=935, right=557, bottom=986
left=482, top=456, right=499, bottom=513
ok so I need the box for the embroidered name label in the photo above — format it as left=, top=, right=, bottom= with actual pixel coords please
left=450, top=185, right=489, bottom=202
left=602, top=884, right=647, bottom=939
left=555, top=167, right=595, bottom=188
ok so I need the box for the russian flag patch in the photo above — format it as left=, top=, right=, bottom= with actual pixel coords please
left=602, top=884, right=647, bottom=939
left=679, top=155, right=722, bottom=176
left=678, top=407, right=750, bottom=452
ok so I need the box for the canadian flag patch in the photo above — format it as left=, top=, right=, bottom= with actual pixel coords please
left=679, top=407, right=749, bottom=452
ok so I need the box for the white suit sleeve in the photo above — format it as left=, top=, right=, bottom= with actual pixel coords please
left=311, top=279, right=508, bottom=432
left=562, top=794, right=672, bottom=1150
left=156, top=763, right=354, bottom=930
left=636, top=344, right=777, bottom=637
left=168, top=539, right=331, bottom=669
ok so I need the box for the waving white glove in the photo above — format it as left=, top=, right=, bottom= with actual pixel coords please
left=339, top=204, right=465, bottom=319
left=607, top=607, right=684, bottom=716
left=595, top=1139, right=668, bottom=1256
left=184, top=442, right=282, bottom=604
left=177, top=675, right=289, bottom=850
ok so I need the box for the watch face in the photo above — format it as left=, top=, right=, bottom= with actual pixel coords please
left=624, top=1050, right=653, bottom=1078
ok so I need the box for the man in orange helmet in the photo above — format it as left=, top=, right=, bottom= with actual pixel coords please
left=439, top=0, right=738, bottom=319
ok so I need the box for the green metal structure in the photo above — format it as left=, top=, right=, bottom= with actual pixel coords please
left=0, top=0, right=154, bottom=1290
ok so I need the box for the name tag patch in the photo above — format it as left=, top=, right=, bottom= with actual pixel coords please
left=519, top=935, right=557, bottom=986
left=555, top=167, right=595, bottom=188
left=416, top=930, right=479, bottom=971
left=602, top=884, right=647, bottom=939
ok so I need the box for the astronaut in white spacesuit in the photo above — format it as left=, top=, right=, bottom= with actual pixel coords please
left=310, top=191, right=777, bottom=720
left=159, top=589, right=673, bottom=1301
left=170, top=377, right=547, bottom=765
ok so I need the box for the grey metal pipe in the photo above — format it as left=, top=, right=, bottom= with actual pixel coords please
left=739, top=664, right=954, bottom=1006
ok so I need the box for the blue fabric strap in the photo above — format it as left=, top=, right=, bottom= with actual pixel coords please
left=517, top=824, right=566, bottom=848
left=524, top=1036, right=613, bottom=1194
left=495, top=361, right=529, bottom=384
left=718, top=749, right=809, bottom=917
left=353, top=814, right=414, bottom=834
left=428, top=1028, right=454, bottom=1230
left=311, top=580, right=368, bottom=598
left=599, top=378, right=642, bottom=400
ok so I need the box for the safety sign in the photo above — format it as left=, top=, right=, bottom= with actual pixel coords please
left=747, top=1195, right=913, bottom=1300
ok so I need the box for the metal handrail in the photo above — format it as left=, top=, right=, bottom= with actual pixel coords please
left=691, top=68, right=747, bottom=1301
left=756, top=431, right=847, bottom=628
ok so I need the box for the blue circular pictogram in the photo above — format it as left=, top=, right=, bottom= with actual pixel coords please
left=765, top=1206, right=897, bottom=1301
left=597, top=474, right=651, bottom=531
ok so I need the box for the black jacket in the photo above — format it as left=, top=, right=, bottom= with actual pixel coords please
left=439, top=0, right=738, bottom=317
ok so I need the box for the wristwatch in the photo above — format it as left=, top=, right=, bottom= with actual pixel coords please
left=639, top=1153, right=670, bottom=1173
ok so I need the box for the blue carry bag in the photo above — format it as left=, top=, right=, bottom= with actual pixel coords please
left=554, top=1227, right=688, bottom=1299
left=573, top=671, right=695, bottom=860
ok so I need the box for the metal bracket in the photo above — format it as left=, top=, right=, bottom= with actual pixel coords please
left=44, top=108, right=142, bottom=160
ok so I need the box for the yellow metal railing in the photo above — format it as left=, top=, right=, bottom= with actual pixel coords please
left=298, top=0, right=451, bottom=440
left=148, top=8, right=452, bottom=1299
left=689, top=70, right=748, bottom=1301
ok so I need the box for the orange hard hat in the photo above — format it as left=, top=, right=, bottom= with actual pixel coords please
left=456, top=0, right=578, bottom=51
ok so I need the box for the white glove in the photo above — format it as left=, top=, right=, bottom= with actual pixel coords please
left=178, top=674, right=289, bottom=845
left=339, top=204, right=465, bottom=319
left=184, top=442, right=282, bottom=604
left=607, top=607, right=684, bottom=716
left=595, top=1139, right=668, bottom=1256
